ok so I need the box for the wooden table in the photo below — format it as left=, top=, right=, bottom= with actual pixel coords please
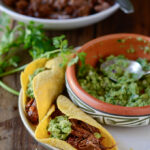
left=0, top=0, right=150, bottom=149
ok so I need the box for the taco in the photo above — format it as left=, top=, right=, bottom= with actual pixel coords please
left=35, top=95, right=118, bottom=150
left=21, top=56, right=66, bottom=127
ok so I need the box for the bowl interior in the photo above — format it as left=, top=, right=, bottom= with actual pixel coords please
left=67, top=33, right=150, bottom=116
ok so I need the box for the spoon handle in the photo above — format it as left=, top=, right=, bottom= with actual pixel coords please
left=145, top=71, right=150, bottom=76
left=116, top=0, right=134, bottom=14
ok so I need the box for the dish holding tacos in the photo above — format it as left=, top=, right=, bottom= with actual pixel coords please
left=21, top=56, right=67, bottom=127
left=35, top=95, right=117, bottom=150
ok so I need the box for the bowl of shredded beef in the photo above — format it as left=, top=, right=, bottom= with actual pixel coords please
left=0, top=0, right=119, bottom=29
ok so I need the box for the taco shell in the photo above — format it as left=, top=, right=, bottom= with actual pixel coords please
left=35, top=95, right=118, bottom=150
left=21, top=56, right=66, bottom=127
left=33, top=57, right=65, bottom=121
left=21, top=58, right=48, bottom=109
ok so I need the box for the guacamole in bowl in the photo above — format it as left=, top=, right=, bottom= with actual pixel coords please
left=66, top=33, right=150, bottom=127
left=77, top=55, right=150, bottom=107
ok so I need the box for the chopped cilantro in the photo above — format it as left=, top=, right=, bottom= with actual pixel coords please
left=117, top=39, right=126, bottom=43
left=94, top=132, right=102, bottom=139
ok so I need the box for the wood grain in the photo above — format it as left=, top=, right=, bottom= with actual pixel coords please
left=0, top=0, right=150, bottom=150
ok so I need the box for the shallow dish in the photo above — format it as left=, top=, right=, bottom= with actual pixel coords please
left=19, top=90, right=150, bottom=150
left=18, top=90, right=58, bottom=150
left=66, top=33, right=150, bottom=127
left=0, top=2, right=119, bottom=30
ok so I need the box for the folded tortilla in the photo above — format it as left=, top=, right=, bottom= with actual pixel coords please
left=35, top=95, right=118, bottom=150
left=21, top=56, right=66, bottom=128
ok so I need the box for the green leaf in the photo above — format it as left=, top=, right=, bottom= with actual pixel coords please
left=59, top=52, right=70, bottom=67
left=0, top=13, right=74, bottom=73
left=78, top=52, right=87, bottom=65
left=0, top=65, right=26, bottom=77
left=8, top=56, right=20, bottom=67
left=117, top=39, right=126, bottom=43
left=0, top=12, right=11, bottom=27
left=68, top=56, right=79, bottom=66
left=62, top=40, right=68, bottom=50
left=52, top=35, right=66, bottom=49
left=0, top=13, right=76, bottom=96
left=94, top=132, right=102, bottom=139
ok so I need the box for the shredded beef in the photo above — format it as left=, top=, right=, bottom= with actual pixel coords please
left=51, top=108, right=64, bottom=119
left=3, top=0, right=113, bottom=19
left=49, top=109, right=115, bottom=150
left=67, top=119, right=106, bottom=150
left=25, top=99, right=39, bottom=125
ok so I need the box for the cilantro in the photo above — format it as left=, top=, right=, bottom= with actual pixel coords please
left=94, top=132, right=101, bottom=139
left=117, top=39, right=126, bottom=43
left=76, top=52, right=89, bottom=78
left=0, top=13, right=73, bottom=73
left=68, top=56, right=79, bottom=66
left=0, top=13, right=74, bottom=96
left=127, top=47, right=135, bottom=53
left=8, top=56, right=20, bottom=67
left=144, top=46, right=150, bottom=54
left=136, top=37, right=143, bottom=42
left=0, top=12, right=11, bottom=27
left=68, top=52, right=86, bottom=66
left=53, top=35, right=67, bottom=49
left=78, top=52, right=87, bottom=66
left=136, top=37, right=147, bottom=43
left=0, top=80, right=19, bottom=96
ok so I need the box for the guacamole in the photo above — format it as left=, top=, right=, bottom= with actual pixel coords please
left=47, top=115, right=72, bottom=140
left=101, top=55, right=137, bottom=82
left=26, top=68, right=44, bottom=98
left=77, top=55, right=150, bottom=107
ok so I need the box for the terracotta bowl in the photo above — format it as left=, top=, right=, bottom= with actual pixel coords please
left=66, top=33, right=150, bottom=127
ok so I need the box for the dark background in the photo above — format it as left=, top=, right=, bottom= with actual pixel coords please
left=0, top=0, right=150, bottom=150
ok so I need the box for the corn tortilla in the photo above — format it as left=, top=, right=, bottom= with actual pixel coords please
left=21, top=57, right=66, bottom=128
left=35, top=95, right=118, bottom=150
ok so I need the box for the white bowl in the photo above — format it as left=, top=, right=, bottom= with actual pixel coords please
left=0, top=2, right=119, bottom=30
left=18, top=90, right=59, bottom=150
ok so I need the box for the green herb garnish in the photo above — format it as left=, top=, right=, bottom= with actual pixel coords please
left=136, top=37, right=143, bottom=42
left=117, top=39, right=126, bottom=43
left=0, top=13, right=74, bottom=95
left=127, top=47, right=135, bottom=53
left=94, top=132, right=102, bottom=139
left=144, top=46, right=150, bottom=54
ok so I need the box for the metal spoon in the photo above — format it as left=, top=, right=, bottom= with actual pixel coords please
left=116, top=0, right=134, bottom=14
left=101, top=59, right=150, bottom=82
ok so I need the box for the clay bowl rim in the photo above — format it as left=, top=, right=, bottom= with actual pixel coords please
left=66, top=33, right=150, bottom=117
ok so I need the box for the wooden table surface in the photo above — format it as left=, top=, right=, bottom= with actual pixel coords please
left=0, top=0, right=150, bottom=150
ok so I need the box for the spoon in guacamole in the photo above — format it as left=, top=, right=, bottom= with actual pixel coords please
left=101, top=58, right=150, bottom=82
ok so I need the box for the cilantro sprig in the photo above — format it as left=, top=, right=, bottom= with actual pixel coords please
left=0, top=13, right=74, bottom=96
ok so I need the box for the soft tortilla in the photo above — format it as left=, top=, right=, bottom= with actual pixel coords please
left=35, top=95, right=118, bottom=150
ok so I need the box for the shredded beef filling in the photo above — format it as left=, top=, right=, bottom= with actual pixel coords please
left=3, top=0, right=113, bottom=19
left=25, top=99, right=39, bottom=125
left=51, top=108, right=64, bottom=119
left=67, top=119, right=106, bottom=150
left=50, top=109, right=107, bottom=150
